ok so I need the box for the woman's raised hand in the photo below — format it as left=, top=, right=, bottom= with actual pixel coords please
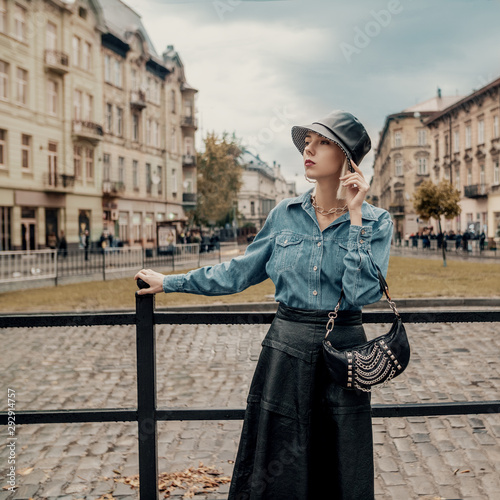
left=339, top=160, right=369, bottom=213
left=134, top=269, right=165, bottom=295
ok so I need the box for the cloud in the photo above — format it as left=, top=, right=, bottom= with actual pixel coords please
left=125, top=0, right=500, bottom=193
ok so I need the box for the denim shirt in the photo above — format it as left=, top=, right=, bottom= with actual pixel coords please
left=163, top=189, right=393, bottom=311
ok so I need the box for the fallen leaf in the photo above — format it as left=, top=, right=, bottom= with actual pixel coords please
left=18, top=467, right=34, bottom=476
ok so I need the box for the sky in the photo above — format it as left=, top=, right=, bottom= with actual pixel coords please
left=124, top=0, right=500, bottom=194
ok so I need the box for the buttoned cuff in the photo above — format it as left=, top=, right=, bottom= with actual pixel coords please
left=348, top=225, right=373, bottom=250
left=163, top=274, right=184, bottom=293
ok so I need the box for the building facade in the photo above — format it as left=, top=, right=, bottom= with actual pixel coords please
left=425, top=78, right=500, bottom=241
left=370, top=92, right=463, bottom=241
left=237, top=149, right=296, bottom=230
left=0, top=0, right=197, bottom=251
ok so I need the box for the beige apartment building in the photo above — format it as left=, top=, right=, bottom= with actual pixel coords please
left=425, top=77, right=500, bottom=241
left=237, top=149, right=296, bottom=230
left=0, top=0, right=197, bottom=251
left=0, top=0, right=105, bottom=250
left=371, top=92, right=462, bottom=241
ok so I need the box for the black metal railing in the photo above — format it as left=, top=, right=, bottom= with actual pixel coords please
left=1, top=297, right=499, bottom=499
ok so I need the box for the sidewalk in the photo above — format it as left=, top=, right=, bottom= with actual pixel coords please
left=0, top=308, right=499, bottom=499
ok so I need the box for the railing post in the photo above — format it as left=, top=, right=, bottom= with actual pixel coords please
left=102, top=249, right=106, bottom=281
left=135, top=281, right=159, bottom=500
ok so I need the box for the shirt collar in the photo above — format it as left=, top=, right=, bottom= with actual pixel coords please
left=286, top=188, right=379, bottom=222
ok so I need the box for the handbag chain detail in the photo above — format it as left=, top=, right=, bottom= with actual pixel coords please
left=322, top=268, right=411, bottom=392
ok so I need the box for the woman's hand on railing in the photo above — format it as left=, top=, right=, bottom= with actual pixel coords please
left=134, top=269, right=164, bottom=294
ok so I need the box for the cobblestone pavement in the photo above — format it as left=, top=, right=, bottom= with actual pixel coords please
left=0, top=315, right=499, bottom=499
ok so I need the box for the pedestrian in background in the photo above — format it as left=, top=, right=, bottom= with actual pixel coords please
left=135, top=110, right=393, bottom=499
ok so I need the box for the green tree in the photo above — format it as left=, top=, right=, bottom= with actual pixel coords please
left=192, top=132, right=243, bottom=227
left=413, top=180, right=461, bottom=267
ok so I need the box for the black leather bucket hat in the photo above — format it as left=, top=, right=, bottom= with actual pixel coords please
left=291, top=110, right=371, bottom=167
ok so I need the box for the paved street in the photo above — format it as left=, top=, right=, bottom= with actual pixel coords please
left=1, top=313, right=499, bottom=499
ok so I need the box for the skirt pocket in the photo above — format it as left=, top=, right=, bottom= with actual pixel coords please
left=247, top=336, right=314, bottom=423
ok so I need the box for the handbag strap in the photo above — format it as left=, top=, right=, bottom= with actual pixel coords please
left=325, top=265, right=400, bottom=337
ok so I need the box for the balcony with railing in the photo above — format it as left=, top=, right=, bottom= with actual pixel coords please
left=44, top=50, right=69, bottom=74
left=464, top=184, right=488, bottom=198
left=43, top=173, right=75, bottom=192
left=182, top=154, right=196, bottom=166
left=130, top=90, right=147, bottom=110
left=182, top=193, right=197, bottom=208
left=72, top=120, right=104, bottom=143
left=389, top=204, right=405, bottom=216
left=181, top=115, right=198, bottom=129
left=103, top=180, right=126, bottom=196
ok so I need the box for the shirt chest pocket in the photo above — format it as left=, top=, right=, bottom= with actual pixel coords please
left=274, top=234, right=304, bottom=274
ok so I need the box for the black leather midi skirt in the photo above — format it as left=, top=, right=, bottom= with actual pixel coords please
left=228, top=303, right=374, bottom=500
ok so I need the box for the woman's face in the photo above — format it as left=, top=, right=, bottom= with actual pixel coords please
left=303, top=132, right=346, bottom=181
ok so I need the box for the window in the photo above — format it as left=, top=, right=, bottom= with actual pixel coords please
left=0, top=206, right=11, bottom=251
left=477, top=119, right=484, bottom=145
left=78, top=6, right=87, bottom=19
left=435, top=137, right=439, bottom=158
left=131, top=69, right=138, bottom=91
left=82, top=42, right=91, bottom=71
left=85, top=148, right=94, bottom=179
left=465, top=125, right=472, bottom=148
left=48, top=142, right=57, bottom=186
left=171, top=127, right=177, bottom=153
left=104, top=54, right=111, bottom=83
left=394, top=130, right=402, bottom=147
left=455, top=168, right=460, bottom=191
left=16, top=67, right=27, bottom=105
left=21, top=134, right=31, bottom=170
left=444, top=134, right=449, bottom=155
left=453, top=130, right=459, bottom=153
left=83, top=93, right=92, bottom=121
left=480, top=164, right=485, bottom=186
left=154, top=121, right=160, bottom=147
left=119, top=212, right=129, bottom=242
left=146, top=77, right=151, bottom=101
left=146, top=163, right=152, bottom=194
left=46, top=22, right=57, bottom=51
left=116, top=107, right=123, bottom=136
left=132, top=113, right=139, bottom=141
left=157, top=165, right=162, bottom=195
left=417, top=129, right=426, bottom=146
left=73, top=90, right=82, bottom=120
left=145, top=213, right=154, bottom=241
left=170, top=89, right=176, bottom=113
left=417, top=157, right=427, bottom=175
left=74, top=145, right=82, bottom=178
left=14, top=4, right=26, bottom=42
left=0, top=0, right=6, bottom=34
left=105, top=103, right=113, bottom=133
left=0, top=60, right=8, bottom=100
left=132, top=212, right=142, bottom=241
left=467, top=167, right=472, bottom=185
left=47, top=80, right=57, bottom=115
left=118, top=157, right=125, bottom=184
left=114, top=59, right=122, bottom=87
left=146, top=118, right=151, bottom=145
left=494, top=116, right=499, bottom=139
left=250, top=201, right=255, bottom=216
left=103, top=153, right=110, bottom=181
left=494, top=160, right=500, bottom=185
left=133, top=160, right=139, bottom=190
left=395, top=158, right=403, bottom=176
left=171, top=168, right=177, bottom=192
left=0, top=129, right=6, bottom=167
left=72, top=36, right=80, bottom=67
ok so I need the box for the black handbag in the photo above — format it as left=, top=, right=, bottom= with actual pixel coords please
left=322, top=270, right=410, bottom=392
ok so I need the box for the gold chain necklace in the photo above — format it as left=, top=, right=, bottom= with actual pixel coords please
left=311, top=195, right=348, bottom=215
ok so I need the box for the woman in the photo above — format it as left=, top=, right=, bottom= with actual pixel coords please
left=135, top=110, right=393, bottom=499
